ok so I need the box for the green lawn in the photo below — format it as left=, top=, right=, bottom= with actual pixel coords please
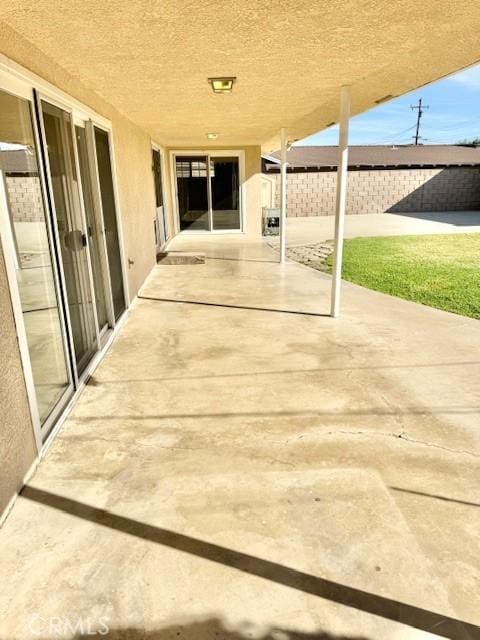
left=325, top=233, right=480, bottom=319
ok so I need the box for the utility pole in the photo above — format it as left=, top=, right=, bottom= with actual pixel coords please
left=411, top=98, right=429, bottom=145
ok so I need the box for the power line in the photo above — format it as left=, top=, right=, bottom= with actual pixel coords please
left=369, top=124, right=416, bottom=145
left=423, top=119, right=480, bottom=133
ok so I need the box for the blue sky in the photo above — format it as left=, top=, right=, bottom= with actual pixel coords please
left=298, top=63, right=480, bottom=146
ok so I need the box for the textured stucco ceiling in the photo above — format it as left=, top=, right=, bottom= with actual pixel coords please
left=1, top=1, right=479, bottom=151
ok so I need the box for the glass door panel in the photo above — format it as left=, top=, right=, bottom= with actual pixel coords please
left=0, top=89, right=72, bottom=424
left=75, top=125, right=109, bottom=333
left=175, top=156, right=209, bottom=231
left=40, top=100, right=97, bottom=374
left=211, top=157, right=240, bottom=230
left=93, top=127, right=125, bottom=321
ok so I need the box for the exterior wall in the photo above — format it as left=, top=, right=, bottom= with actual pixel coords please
left=272, top=166, right=480, bottom=216
left=244, top=146, right=262, bottom=235
left=0, top=244, right=37, bottom=516
left=0, top=26, right=158, bottom=517
left=165, top=146, right=262, bottom=236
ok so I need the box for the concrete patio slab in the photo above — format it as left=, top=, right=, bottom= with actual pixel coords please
left=268, top=211, right=480, bottom=247
left=0, top=235, right=478, bottom=639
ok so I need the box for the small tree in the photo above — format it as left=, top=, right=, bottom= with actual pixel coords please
left=457, top=137, right=480, bottom=146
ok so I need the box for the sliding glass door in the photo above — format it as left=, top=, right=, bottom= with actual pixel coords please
left=176, top=155, right=209, bottom=231
left=211, top=157, right=240, bottom=230
left=0, top=79, right=128, bottom=441
left=39, top=100, right=98, bottom=375
left=175, top=154, right=241, bottom=232
left=0, top=89, right=72, bottom=426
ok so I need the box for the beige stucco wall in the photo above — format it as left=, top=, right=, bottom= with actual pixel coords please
left=244, top=147, right=262, bottom=235
left=0, top=244, right=37, bottom=516
left=164, top=146, right=262, bottom=237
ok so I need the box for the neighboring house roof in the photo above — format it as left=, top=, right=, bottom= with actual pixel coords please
left=264, top=145, right=480, bottom=170
left=0, top=149, right=37, bottom=174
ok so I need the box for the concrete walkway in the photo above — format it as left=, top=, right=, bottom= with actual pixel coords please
left=269, top=211, right=480, bottom=246
left=0, top=235, right=479, bottom=639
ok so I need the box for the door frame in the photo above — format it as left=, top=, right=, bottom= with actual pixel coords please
left=0, top=86, right=75, bottom=448
left=92, top=121, right=130, bottom=311
left=169, top=149, right=245, bottom=235
left=151, top=142, right=169, bottom=249
left=84, top=120, right=121, bottom=332
left=35, top=91, right=101, bottom=381
left=74, top=120, right=112, bottom=341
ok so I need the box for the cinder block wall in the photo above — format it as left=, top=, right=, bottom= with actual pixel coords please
left=5, top=177, right=44, bottom=221
left=273, top=167, right=480, bottom=216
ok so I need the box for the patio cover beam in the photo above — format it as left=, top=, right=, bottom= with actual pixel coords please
left=330, top=86, right=351, bottom=317
left=279, top=127, right=288, bottom=263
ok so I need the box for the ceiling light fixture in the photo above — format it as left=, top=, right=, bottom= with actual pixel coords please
left=208, top=77, right=236, bottom=93
left=206, top=132, right=219, bottom=140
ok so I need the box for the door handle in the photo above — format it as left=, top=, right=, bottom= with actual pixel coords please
left=64, top=229, right=87, bottom=252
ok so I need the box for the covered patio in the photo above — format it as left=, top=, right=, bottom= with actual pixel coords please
left=2, top=3, right=480, bottom=638
left=1, top=234, right=478, bottom=639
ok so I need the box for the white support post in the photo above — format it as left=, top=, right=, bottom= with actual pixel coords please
left=330, top=86, right=351, bottom=318
left=279, top=127, right=288, bottom=263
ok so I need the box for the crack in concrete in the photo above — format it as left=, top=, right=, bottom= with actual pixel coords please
left=63, top=426, right=479, bottom=459
left=395, top=432, right=480, bottom=458
left=62, top=433, right=298, bottom=468
left=291, top=429, right=479, bottom=458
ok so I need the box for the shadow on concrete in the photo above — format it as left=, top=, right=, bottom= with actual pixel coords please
left=20, top=486, right=478, bottom=640
left=87, top=359, right=480, bottom=386
left=138, top=295, right=330, bottom=318
left=390, top=486, right=480, bottom=508
left=206, top=255, right=280, bottom=264
left=68, top=406, right=480, bottom=420
left=386, top=168, right=480, bottom=219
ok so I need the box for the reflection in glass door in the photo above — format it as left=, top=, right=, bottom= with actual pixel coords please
left=39, top=100, right=97, bottom=375
left=0, top=89, right=72, bottom=426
